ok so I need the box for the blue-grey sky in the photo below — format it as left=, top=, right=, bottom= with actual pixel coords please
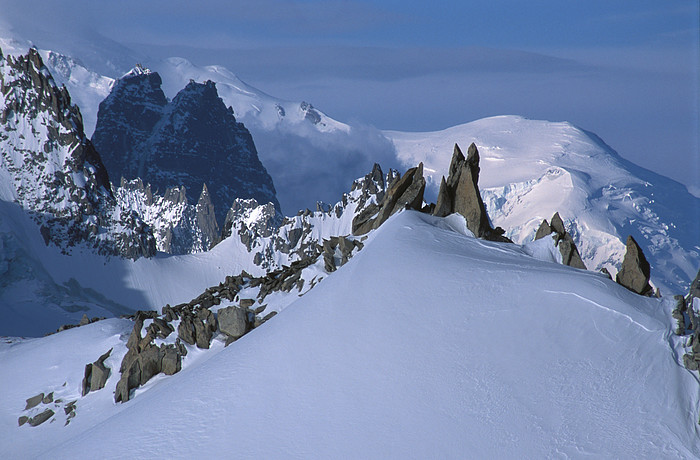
left=1, top=0, right=698, bottom=191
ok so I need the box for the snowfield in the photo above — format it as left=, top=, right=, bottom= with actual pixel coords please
left=1, top=212, right=698, bottom=458
left=387, top=116, right=700, bottom=296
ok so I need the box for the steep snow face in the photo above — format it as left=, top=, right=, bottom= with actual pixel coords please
left=93, top=71, right=280, bottom=224
left=1, top=212, right=697, bottom=458
left=386, top=116, right=700, bottom=295
left=0, top=49, right=155, bottom=260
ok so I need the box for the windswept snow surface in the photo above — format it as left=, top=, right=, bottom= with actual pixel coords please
left=386, top=116, right=700, bottom=295
left=2, top=212, right=698, bottom=458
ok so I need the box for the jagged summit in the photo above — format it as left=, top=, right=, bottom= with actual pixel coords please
left=0, top=48, right=155, bottom=259
left=92, top=71, right=280, bottom=225
left=122, top=63, right=152, bottom=78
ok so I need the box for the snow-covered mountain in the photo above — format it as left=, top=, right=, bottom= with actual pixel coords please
left=92, top=67, right=280, bottom=225
left=2, top=210, right=698, bottom=458
left=16, top=40, right=693, bottom=295
left=0, top=36, right=398, bottom=214
left=0, top=48, right=155, bottom=260
left=387, top=116, right=700, bottom=296
left=1, top=32, right=699, bottom=457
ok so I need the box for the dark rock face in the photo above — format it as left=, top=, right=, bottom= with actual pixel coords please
left=352, top=163, right=426, bottom=235
left=115, top=312, right=186, bottom=403
left=534, top=219, right=552, bottom=241
left=534, top=212, right=586, bottom=270
left=616, top=235, right=653, bottom=296
left=690, top=270, right=700, bottom=299
left=81, top=348, right=112, bottom=396
left=25, top=394, right=44, bottom=410
left=217, top=306, right=250, bottom=342
left=196, top=184, right=220, bottom=248
left=91, top=65, right=167, bottom=181
left=93, top=72, right=280, bottom=225
left=432, top=144, right=511, bottom=242
left=0, top=49, right=156, bottom=259
left=28, top=409, right=54, bottom=427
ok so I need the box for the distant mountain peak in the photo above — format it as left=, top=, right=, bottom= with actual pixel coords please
left=92, top=70, right=280, bottom=226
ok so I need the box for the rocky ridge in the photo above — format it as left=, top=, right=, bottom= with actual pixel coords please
left=223, top=163, right=397, bottom=271
left=0, top=48, right=155, bottom=259
left=115, top=178, right=219, bottom=254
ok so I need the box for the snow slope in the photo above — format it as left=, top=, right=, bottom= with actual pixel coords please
left=386, top=116, right=700, bottom=295
left=1, top=211, right=697, bottom=458
left=0, top=195, right=263, bottom=337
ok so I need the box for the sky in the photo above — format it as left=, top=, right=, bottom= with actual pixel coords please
left=0, top=0, right=698, bottom=192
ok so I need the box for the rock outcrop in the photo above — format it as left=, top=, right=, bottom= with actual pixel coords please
left=615, top=235, right=653, bottom=296
left=115, top=179, right=220, bottom=254
left=432, top=144, right=511, bottom=242
left=81, top=348, right=112, bottom=396
left=222, top=163, right=394, bottom=271
left=0, top=48, right=156, bottom=259
left=114, top=312, right=186, bottom=403
left=534, top=212, right=586, bottom=270
left=93, top=70, right=280, bottom=226
left=352, top=163, right=425, bottom=235
left=677, top=270, right=700, bottom=372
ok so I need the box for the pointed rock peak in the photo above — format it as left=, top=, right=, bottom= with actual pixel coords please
left=352, top=163, right=426, bottom=236
left=449, top=144, right=465, bottom=177
left=27, top=46, right=43, bottom=68
left=616, top=235, right=653, bottom=296
left=541, top=212, right=586, bottom=270
left=550, top=212, right=566, bottom=236
left=370, top=163, right=384, bottom=185
left=196, top=183, right=220, bottom=249
left=534, top=219, right=552, bottom=240
left=198, top=183, right=211, bottom=203
left=164, top=186, right=188, bottom=205
left=432, top=143, right=509, bottom=242
left=466, top=142, right=480, bottom=165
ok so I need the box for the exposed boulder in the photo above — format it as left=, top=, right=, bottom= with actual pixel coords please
left=24, top=393, right=44, bottom=410
left=353, top=163, right=425, bottom=235
left=616, top=235, right=653, bottom=296
left=432, top=144, right=511, bottom=242
left=81, top=348, right=112, bottom=396
left=217, top=306, right=250, bottom=343
left=28, top=409, right=54, bottom=427
left=177, top=313, right=197, bottom=346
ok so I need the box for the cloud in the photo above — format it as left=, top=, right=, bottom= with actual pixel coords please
left=249, top=121, right=400, bottom=214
